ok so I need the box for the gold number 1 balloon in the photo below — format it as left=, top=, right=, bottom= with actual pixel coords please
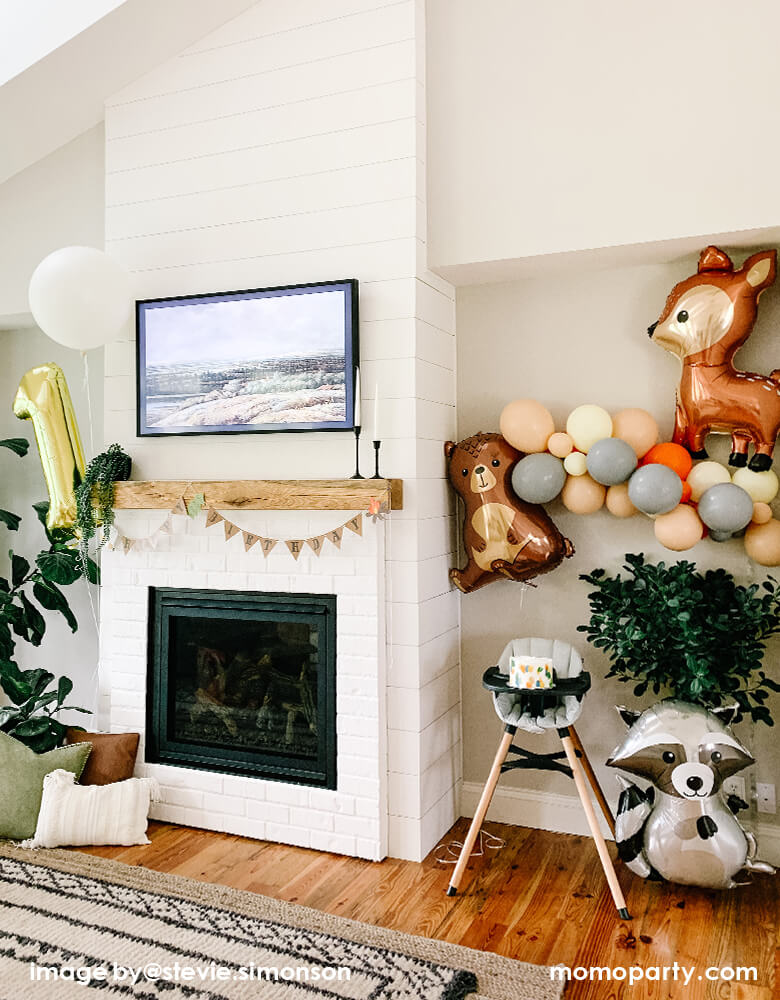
left=13, top=363, right=86, bottom=540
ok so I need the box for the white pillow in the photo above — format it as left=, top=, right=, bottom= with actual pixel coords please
left=22, top=769, right=160, bottom=848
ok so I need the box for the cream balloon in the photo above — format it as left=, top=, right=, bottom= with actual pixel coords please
left=731, top=467, right=780, bottom=504
left=547, top=431, right=574, bottom=458
left=611, top=408, right=659, bottom=459
left=686, top=461, right=731, bottom=502
left=561, top=473, right=605, bottom=514
left=566, top=404, right=613, bottom=452
left=654, top=504, right=704, bottom=551
left=605, top=482, right=638, bottom=518
left=499, top=399, right=555, bottom=454
left=744, top=519, right=780, bottom=566
left=28, top=246, right=133, bottom=351
left=563, top=451, right=588, bottom=476
left=751, top=502, right=773, bottom=525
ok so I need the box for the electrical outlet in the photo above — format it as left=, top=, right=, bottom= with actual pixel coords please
left=756, top=782, right=776, bottom=814
left=722, top=776, right=746, bottom=801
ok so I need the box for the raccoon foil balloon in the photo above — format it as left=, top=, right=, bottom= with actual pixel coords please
left=608, top=700, right=775, bottom=889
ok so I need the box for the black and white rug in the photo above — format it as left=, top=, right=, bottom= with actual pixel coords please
left=0, top=846, right=562, bottom=999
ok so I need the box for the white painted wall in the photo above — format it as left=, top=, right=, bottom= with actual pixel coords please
left=0, top=126, right=105, bottom=324
left=0, top=329, right=103, bottom=720
left=103, top=0, right=458, bottom=861
left=427, top=0, right=780, bottom=274
left=456, top=251, right=780, bottom=841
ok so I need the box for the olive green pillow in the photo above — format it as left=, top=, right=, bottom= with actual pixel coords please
left=0, top=730, right=92, bottom=840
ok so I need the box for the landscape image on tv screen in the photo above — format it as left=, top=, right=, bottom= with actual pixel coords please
left=136, top=280, right=357, bottom=436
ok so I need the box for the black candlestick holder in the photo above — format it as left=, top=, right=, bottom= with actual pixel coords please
left=350, top=426, right=364, bottom=479
left=370, top=440, right=382, bottom=479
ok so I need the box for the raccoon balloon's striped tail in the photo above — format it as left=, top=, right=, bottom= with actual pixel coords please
left=615, top=778, right=663, bottom=881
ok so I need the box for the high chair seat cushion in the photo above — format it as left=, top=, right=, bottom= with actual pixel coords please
left=492, top=637, right=584, bottom=734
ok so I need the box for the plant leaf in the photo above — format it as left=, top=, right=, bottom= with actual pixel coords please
left=0, top=509, right=21, bottom=532
left=57, top=675, right=73, bottom=705
left=10, top=553, right=30, bottom=588
left=0, top=438, right=29, bottom=457
left=36, top=550, right=82, bottom=586
left=32, top=581, right=78, bottom=633
left=19, top=592, right=46, bottom=646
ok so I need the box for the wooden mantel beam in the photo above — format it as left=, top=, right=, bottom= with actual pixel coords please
left=111, top=479, right=403, bottom=511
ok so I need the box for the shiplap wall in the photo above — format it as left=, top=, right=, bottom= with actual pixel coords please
left=102, top=0, right=458, bottom=861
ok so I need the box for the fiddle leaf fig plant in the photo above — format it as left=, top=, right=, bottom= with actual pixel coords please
left=578, top=552, right=780, bottom=726
left=0, top=436, right=94, bottom=751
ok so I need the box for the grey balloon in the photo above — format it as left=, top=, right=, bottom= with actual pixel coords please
left=627, top=464, right=682, bottom=515
left=698, top=483, right=754, bottom=533
left=709, top=529, right=734, bottom=543
left=586, top=437, right=638, bottom=486
left=511, top=453, right=566, bottom=504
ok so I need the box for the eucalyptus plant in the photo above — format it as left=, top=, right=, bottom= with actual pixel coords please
left=578, top=552, right=780, bottom=726
left=0, top=437, right=95, bottom=751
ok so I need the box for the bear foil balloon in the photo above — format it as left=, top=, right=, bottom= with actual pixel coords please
left=608, top=700, right=775, bottom=889
left=444, top=432, right=574, bottom=593
left=648, top=245, right=780, bottom=471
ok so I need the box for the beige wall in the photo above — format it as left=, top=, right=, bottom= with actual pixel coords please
left=427, top=0, right=780, bottom=272
left=456, top=251, right=780, bottom=832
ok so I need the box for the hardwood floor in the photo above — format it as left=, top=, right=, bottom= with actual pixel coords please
left=78, top=818, right=778, bottom=998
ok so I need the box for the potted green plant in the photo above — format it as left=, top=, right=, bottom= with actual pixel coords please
left=0, top=437, right=94, bottom=752
left=578, top=552, right=780, bottom=726
left=74, top=442, right=132, bottom=554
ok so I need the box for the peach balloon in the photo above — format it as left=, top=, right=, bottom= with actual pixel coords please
left=744, top=519, right=780, bottom=566
left=611, top=408, right=659, bottom=459
left=654, top=504, right=704, bottom=551
left=547, top=431, right=574, bottom=458
left=751, top=502, right=773, bottom=525
left=563, top=451, right=588, bottom=476
left=499, top=399, right=555, bottom=454
left=605, top=482, right=638, bottom=518
left=561, top=473, right=606, bottom=514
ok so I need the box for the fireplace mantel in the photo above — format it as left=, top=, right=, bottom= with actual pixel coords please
left=111, top=479, right=403, bottom=511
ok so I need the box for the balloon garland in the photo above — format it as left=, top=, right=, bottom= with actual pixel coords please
left=500, top=398, right=780, bottom=565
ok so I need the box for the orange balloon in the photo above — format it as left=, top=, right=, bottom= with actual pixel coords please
left=680, top=481, right=692, bottom=503
left=745, top=518, right=780, bottom=566
left=605, top=482, right=637, bottom=518
left=654, top=504, right=704, bottom=551
left=751, top=502, right=773, bottom=525
left=561, top=473, right=606, bottom=514
left=612, top=408, right=659, bottom=459
left=641, top=442, right=693, bottom=481
left=547, top=431, right=574, bottom=458
left=499, top=399, right=555, bottom=454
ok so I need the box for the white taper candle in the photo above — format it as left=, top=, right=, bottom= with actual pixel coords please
left=373, top=383, right=381, bottom=441
left=354, top=367, right=361, bottom=426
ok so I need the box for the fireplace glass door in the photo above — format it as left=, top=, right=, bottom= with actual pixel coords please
left=146, top=589, right=336, bottom=787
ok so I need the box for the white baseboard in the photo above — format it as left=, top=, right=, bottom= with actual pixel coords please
left=460, top=782, right=780, bottom=866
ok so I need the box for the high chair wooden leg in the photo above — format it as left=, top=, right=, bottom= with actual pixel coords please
left=560, top=730, right=631, bottom=920
left=446, top=728, right=515, bottom=896
left=568, top=725, right=616, bottom=837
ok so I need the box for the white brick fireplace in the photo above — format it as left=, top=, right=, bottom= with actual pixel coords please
left=100, top=506, right=389, bottom=859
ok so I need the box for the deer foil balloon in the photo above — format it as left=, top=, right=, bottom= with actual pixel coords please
left=648, top=245, right=780, bottom=471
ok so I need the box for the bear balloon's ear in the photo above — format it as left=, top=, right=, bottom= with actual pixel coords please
left=616, top=706, right=641, bottom=728
left=709, top=704, right=739, bottom=727
left=444, top=441, right=456, bottom=459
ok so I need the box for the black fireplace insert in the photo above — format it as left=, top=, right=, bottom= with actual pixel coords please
left=146, top=588, right=336, bottom=788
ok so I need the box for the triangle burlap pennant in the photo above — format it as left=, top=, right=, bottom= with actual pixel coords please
left=158, top=514, right=173, bottom=534
left=122, top=536, right=135, bottom=554
left=172, top=496, right=188, bottom=516
left=327, top=526, right=343, bottom=550
left=224, top=520, right=241, bottom=541
left=306, top=535, right=325, bottom=557
left=285, top=539, right=304, bottom=561
left=243, top=531, right=260, bottom=552
left=206, top=509, right=224, bottom=528
left=344, top=513, right=363, bottom=537
left=259, top=537, right=278, bottom=557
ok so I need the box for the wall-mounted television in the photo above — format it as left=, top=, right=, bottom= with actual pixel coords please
left=136, top=278, right=358, bottom=436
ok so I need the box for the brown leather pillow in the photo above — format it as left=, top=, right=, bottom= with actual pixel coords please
left=64, top=730, right=140, bottom=786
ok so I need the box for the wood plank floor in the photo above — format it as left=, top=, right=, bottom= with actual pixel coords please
left=78, top=818, right=778, bottom=999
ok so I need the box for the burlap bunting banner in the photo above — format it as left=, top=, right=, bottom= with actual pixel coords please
left=111, top=494, right=384, bottom=559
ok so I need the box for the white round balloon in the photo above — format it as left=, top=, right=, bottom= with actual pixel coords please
left=28, top=246, right=132, bottom=351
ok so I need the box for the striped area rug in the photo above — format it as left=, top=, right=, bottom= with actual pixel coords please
left=0, top=845, right=562, bottom=999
